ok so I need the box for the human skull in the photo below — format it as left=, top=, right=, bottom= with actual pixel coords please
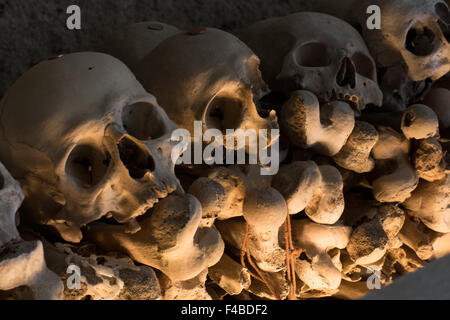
left=0, top=52, right=180, bottom=243
left=240, top=12, right=383, bottom=111
left=136, top=27, right=278, bottom=148
left=359, top=0, right=450, bottom=81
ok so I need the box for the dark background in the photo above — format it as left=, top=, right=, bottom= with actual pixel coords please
left=0, top=0, right=325, bottom=98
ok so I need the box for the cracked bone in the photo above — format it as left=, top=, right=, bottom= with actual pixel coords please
left=412, top=138, right=446, bottom=182
left=44, top=243, right=161, bottom=300
left=346, top=205, right=405, bottom=265
left=158, top=268, right=212, bottom=300
left=398, top=215, right=433, bottom=261
left=86, top=193, right=224, bottom=281
left=333, top=121, right=379, bottom=173
left=0, top=162, right=63, bottom=300
left=403, top=175, right=450, bottom=233
left=208, top=253, right=251, bottom=296
left=295, top=0, right=450, bottom=82
left=280, top=90, right=355, bottom=156
left=291, top=219, right=352, bottom=292
left=401, top=104, right=439, bottom=140
left=371, top=127, right=419, bottom=202
left=188, top=166, right=246, bottom=226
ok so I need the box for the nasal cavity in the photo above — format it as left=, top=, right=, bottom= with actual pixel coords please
left=118, top=137, right=155, bottom=179
left=336, top=57, right=356, bottom=89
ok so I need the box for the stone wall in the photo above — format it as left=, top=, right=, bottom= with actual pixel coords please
left=0, top=0, right=320, bottom=97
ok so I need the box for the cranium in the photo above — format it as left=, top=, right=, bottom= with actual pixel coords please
left=359, top=0, right=450, bottom=81
left=240, top=12, right=383, bottom=111
left=0, top=52, right=180, bottom=243
left=136, top=27, right=278, bottom=148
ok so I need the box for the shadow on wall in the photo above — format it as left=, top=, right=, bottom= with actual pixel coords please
left=0, top=0, right=323, bottom=98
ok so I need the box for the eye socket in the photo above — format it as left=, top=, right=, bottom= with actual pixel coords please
left=405, top=24, right=435, bottom=56
left=122, top=102, right=167, bottom=140
left=205, top=95, right=243, bottom=134
left=295, top=42, right=331, bottom=67
left=65, top=145, right=111, bottom=189
left=118, top=137, right=155, bottom=179
left=351, top=52, right=376, bottom=80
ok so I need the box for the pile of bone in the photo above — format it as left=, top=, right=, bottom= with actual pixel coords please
left=1, top=0, right=450, bottom=300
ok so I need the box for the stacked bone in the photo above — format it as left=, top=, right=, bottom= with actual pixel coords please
left=0, top=0, right=450, bottom=300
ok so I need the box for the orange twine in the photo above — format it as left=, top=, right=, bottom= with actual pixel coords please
left=241, top=222, right=280, bottom=300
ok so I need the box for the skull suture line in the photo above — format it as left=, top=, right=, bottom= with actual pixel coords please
left=0, top=52, right=181, bottom=243
left=240, top=12, right=383, bottom=111
left=136, top=27, right=279, bottom=150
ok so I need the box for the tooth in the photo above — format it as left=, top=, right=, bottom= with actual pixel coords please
left=124, top=218, right=142, bottom=234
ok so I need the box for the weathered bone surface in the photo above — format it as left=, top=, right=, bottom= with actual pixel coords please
left=1, top=2, right=450, bottom=301
left=104, top=21, right=180, bottom=73
left=398, top=215, right=433, bottom=261
left=272, top=161, right=322, bottom=215
left=45, top=243, right=161, bottom=300
left=0, top=52, right=180, bottom=243
left=294, top=0, right=450, bottom=82
left=359, top=0, right=450, bottom=82
left=0, top=162, right=63, bottom=300
left=333, top=121, right=379, bottom=173
left=242, top=165, right=287, bottom=272
left=86, top=193, right=224, bottom=281
left=240, top=12, right=383, bottom=110
left=346, top=205, right=405, bottom=265
left=136, top=27, right=278, bottom=149
left=280, top=90, right=355, bottom=156
left=305, top=165, right=345, bottom=225
left=292, top=219, right=351, bottom=292
left=208, top=253, right=251, bottom=295
left=159, top=268, right=212, bottom=300
left=401, top=104, right=439, bottom=140
left=404, top=175, right=450, bottom=233
left=188, top=166, right=246, bottom=226
left=371, top=127, right=419, bottom=202
left=412, top=137, right=446, bottom=182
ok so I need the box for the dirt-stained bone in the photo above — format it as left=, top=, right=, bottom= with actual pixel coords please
left=401, top=104, right=439, bottom=140
left=0, top=162, right=63, bottom=300
left=291, top=219, right=351, bottom=292
left=137, top=27, right=278, bottom=150
left=240, top=12, right=383, bottom=110
left=346, top=205, right=405, bottom=265
left=0, top=52, right=180, bottom=243
left=371, top=127, right=419, bottom=202
left=86, top=193, right=224, bottom=281
left=403, top=175, right=450, bottom=233
left=333, top=121, right=379, bottom=173
left=280, top=90, right=355, bottom=156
